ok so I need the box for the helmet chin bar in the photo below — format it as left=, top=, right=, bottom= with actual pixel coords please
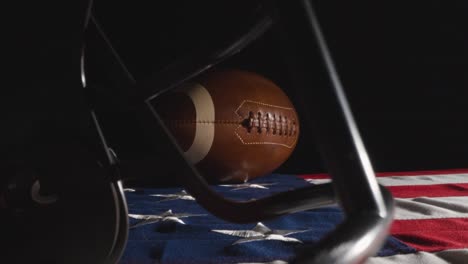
left=91, top=1, right=395, bottom=263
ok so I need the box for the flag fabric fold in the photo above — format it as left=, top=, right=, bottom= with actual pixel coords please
left=121, top=169, right=468, bottom=263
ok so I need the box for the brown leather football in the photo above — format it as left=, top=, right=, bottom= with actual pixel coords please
left=153, top=69, right=300, bottom=183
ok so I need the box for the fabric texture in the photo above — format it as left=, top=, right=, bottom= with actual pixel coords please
left=121, top=169, right=468, bottom=263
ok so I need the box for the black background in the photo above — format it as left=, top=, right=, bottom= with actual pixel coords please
left=91, top=1, right=468, bottom=175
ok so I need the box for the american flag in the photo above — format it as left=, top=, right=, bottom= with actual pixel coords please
left=121, top=169, right=468, bottom=263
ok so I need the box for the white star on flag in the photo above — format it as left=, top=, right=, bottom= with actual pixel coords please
left=128, top=209, right=206, bottom=228
left=150, top=190, right=195, bottom=202
left=212, top=222, right=308, bottom=245
left=219, top=183, right=276, bottom=191
left=304, top=178, right=331, bottom=185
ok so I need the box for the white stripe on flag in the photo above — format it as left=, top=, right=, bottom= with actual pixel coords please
left=366, top=248, right=468, bottom=264
left=305, top=173, right=468, bottom=186
left=394, top=196, right=468, bottom=220
left=378, top=174, right=468, bottom=186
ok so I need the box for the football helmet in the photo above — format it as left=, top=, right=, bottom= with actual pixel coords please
left=2, top=0, right=394, bottom=263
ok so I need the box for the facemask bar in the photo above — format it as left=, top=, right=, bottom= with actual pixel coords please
left=138, top=11, right=341, bottom=219
left=87, top=1, right=395, bottom=263
left=81, top=2, right=129, bottom=262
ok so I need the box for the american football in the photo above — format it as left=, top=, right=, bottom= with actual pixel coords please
left=153, top=69, right=300, bottom=183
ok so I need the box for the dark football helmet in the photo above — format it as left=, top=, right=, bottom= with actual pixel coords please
left=1, top=0, right=394, bottom=263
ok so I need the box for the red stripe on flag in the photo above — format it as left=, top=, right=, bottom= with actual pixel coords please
left=299, top=174, right=330, bottom=179
left=391, top=218, right=468, bottom=252
left=299, top=168, right=468, bottom=179
left=377, top=168, right=468, bottom=177
left=388, top=184, right=468, bottom=198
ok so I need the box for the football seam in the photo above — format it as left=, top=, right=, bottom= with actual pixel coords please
left=165, top=120, right=298, bottom=138
left=233, top=99, right=298, bottom=147
left=165, top=120, right=240, bottom=124
left=234, top=100, right=295, bottom=112
left=234, top=131, right=297, bottom=148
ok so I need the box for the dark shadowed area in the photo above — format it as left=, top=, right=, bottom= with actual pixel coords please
left=5, top=1, right=468, bottom=187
